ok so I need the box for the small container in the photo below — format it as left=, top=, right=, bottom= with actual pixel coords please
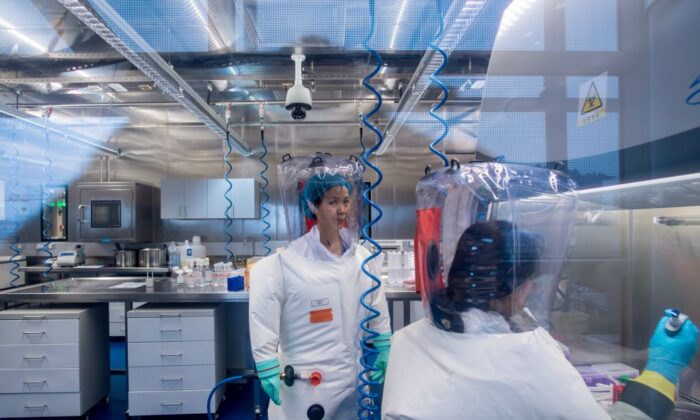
left=114, top=250, right=136, bottom=267
left=138, top=248, right=166, bottom=267
left=227, top=275, right=244, bottom=292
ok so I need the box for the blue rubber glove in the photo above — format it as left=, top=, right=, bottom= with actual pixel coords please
left=645, top=312, right=699, bottom=384
left=256, top=358, right=282, bottom=405
left=369, top=332, right=391, bottom=383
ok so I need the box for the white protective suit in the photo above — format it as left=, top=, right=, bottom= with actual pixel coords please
left=382, top=310, right=614, bottom=420
left=250, top=226, right=392, bottom=420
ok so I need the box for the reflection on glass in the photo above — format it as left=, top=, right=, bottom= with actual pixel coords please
left=41, top=186, right=67, bottom=241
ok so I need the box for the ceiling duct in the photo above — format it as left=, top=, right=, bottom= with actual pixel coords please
left=57, top=0, right=252, bottom=156
left=0, top=103, right=121, bottom=156
left=377, top=0, right=487, bottom=155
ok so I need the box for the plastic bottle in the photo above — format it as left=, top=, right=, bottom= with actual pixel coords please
left=181, top=239, right=193, bottom=264
left=167, top=241, right=180, bottom=268
left=192, top=236, right=207, bottom=259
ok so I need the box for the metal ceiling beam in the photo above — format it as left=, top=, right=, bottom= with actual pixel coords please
left=57, top=0, right=251, bottom=156
left=377, top=0, right=488, bottom=155
left=9, top=99, right=483, bottom=109
left=0, top=71, right=423, bottom=85
left=0, top=103, right=121, bottom=156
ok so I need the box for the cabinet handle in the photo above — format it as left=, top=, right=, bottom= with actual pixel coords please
left=184, top=206, right=187, bottom=218
left=22, top=315, right=46, bottom=320
left=179, top=206, right=184, bottom=218
left=77, top=204, right=86, bottom=223
left=161, top=377, right=183, bottom=382
left=159, top=313, right=181, bottom=318
left=23, top=379, right=47, bottom=385
left=160, top=352, right=183, bottom=357
left=22, top=331, right=46, bottom=336
left=23, top=355, right=47, bottom=361
left=161, top=402, right=183, bottom=407
left=160, top=328, right=182, bottom=333
left=24, top=403, right=48, bottom=409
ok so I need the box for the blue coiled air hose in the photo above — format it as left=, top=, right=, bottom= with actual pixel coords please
left=428, top=0, right=450, bottom=168
left=8, top=120, right=22, bottom=287
left=259, top=115, right=272, bottom=256
left=223, top=130, right=236, bottom=266
left=40, top=113, right=53, bottom=281
left=357, top=0, right=385, bottom=418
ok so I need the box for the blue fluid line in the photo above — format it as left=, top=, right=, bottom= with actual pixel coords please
left=428, top=0, right=450, bottom=167
left=206, top=375, right=244, bottom=420
left=357, top=0, right=385, bottom=418
left=9, top=125, right=22, bottom=287
left=224, top=131, right=236, bottom=265
left=259, top=128, right=272, bottom=256
left=687, top=74, right=700, bottom=106
left=40, top=121, right=53, bottom=281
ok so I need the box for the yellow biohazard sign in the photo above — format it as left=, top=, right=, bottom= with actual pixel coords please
left=581, top=83, right=603, bottom=114
left=578, top=72, right=608, bottom=126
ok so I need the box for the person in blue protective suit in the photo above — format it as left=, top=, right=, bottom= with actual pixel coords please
left=249, top=173, right=392, bottom=420
left=382, top=220, right=699, bottom=419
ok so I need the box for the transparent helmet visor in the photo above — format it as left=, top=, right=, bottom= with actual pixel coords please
left=277, top=153, right=364, bottom=242
left=416, top=162, right=578, bottom=333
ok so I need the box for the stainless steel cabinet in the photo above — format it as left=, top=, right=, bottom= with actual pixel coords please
left=207, top=179, right=260, bottom=219
left=0, top=305, right=109, bottom=418
left=160, top=179, right=208, bottom=219
left=161, top=178, right=259, bottom=219
left=74, top=182, right=153, bottom=242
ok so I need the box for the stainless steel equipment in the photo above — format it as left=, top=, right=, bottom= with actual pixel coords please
left=74, top=182, right=153, bottom=242
left=114, top=250, right=136, bottom=267
left=138, top=248, right=165, bottom=267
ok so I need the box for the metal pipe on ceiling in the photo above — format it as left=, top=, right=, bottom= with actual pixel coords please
left=8, top=99, right=482, bottom=109
left=377, top=0, right=487, bottom=155
left=57, top=0, right=252, bottom=156
left=0, top=103, right=122, bottom=157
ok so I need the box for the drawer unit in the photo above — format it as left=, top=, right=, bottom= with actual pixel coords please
left=109, top=322, right=126, bottom=337
left=129, top=365, right=218, bottom=391
left=127, top=315, right=216, bottom=342
left=0, top=305, right=109, bottom=418
left=128, top=341, right=216, bottom=366
left=0, top=319, right=79, bottom=345
left=128, top=389, right=223, bottom=416
left=0, top=368, right=80, bottom=393
left=127, top=304, right=225, bottom=416
left=109, top=302, right=126, bottom=324
left=109, top=302, right=144, bottom=337
left=0, top=344, right=79, bottom=369
left=0, top=393, right=82, bottom=418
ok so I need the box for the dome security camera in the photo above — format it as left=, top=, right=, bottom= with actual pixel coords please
left=285, top=54, right=312, bottom=120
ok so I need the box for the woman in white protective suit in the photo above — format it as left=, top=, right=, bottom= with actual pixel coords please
left=249, top=154, right=392, bottom=420
left=382, top=162, right=699, bottom=420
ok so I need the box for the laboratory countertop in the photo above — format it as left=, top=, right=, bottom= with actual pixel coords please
left=19, top=265, right=171, bottom=274
left=0, top=277, right=419, bottom=303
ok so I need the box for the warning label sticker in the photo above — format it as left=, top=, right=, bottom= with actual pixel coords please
left=578, top=72, right=608, bottom=126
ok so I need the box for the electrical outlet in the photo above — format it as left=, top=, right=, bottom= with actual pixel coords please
left=34, top=243, right=54, bottom=250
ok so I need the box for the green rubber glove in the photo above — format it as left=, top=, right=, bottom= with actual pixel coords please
left=646, top=312, right=699, bottom=384
left=256, top=358, right=282, bottom=405
left=369, top=332, right=392, bottom=383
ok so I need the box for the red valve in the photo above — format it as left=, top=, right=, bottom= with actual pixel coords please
left=309, top=371, right=322, bottom=387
